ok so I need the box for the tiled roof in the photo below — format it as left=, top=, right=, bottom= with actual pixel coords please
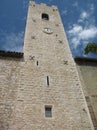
left=0, top=50, right=23, bottom=58
left=74, top=57, right=97, bottom=63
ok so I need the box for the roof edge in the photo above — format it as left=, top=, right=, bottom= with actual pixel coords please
left=0, top=50, right=23, bottom=58
left=74, top=56, right=97, bottom=62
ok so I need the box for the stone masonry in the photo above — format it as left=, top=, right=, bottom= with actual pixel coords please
left=0, top=1, right=94, bottom=130
left=75, top=57, right=97, bottom=129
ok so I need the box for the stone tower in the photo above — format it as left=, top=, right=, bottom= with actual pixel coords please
left=0, top=1, right=94, bottom=130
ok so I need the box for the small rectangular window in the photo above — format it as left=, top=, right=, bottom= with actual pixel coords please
left=42, top=13, right=49, bottom=20
left=45, top=106, right=52, bottom=117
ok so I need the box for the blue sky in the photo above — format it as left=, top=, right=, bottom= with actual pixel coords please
left=0, top=0, right=97, bottom=58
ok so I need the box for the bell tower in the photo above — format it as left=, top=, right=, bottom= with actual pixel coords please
left=11, top=1, right=93, bottom=129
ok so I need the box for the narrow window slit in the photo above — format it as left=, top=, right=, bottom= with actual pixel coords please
left=37, top=61, right=38, bottom=66
left=47, top=76, right=49, bottom=86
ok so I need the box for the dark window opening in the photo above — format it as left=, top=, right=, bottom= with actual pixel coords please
left=42, top=13, right=49, bottom=20
left=45, top=106, right=52, bottom=117
left=47, top=76, right=49, bottom=86
left=37, top=61, right=38, bottom=66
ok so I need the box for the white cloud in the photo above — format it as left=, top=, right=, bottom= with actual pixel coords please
left=79, top=27, right=97, bottom=40
left=68, top=25, right=82, bottom=34
left=80, top=11, right=89, bottom=20
left=71, top=37, right=80, bottom=47
left=68, top=25, right=97, bottom=49
left=78, top=4, right=95, bottom=24
left=67, top=3, right=97, bottom=55
left=78, top=11, right=89, bottom=23
left=1, top=31, right=24, bottom=52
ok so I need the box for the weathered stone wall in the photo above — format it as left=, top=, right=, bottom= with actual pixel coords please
left=0, top=1, right=94, bottom=130
left=0, top=58, right=22, bottom=130
left=75, top=58, right=97, bottom=129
